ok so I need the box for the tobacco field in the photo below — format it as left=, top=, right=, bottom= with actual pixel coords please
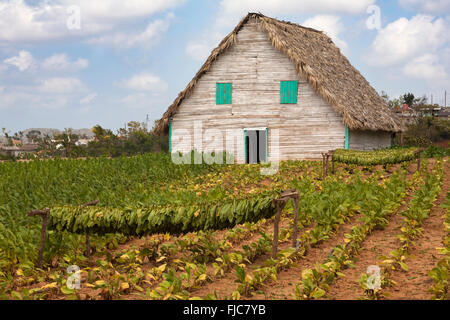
left=0, top=151, right=448, bottom=300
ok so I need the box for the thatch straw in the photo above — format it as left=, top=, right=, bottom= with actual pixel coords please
left=153, top=13, right=404, bottom=135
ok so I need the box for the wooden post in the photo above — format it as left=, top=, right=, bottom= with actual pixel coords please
left=271, top=201, right=282, bottom=259
left=82, top=200, right=99, bottom=258
left=272, top=189, right=299, bottom=258
left=292, top=195, right=299, bottom=249
left=328, top=150, right=335, bottom=175
left=27, top=208, right=50, bottom=268
left=325, top=153, right=330, bottom=177
left=321, top=153, right=326, bottom=179
left=416, top=149, right=423, bottom=173
left=85, top=234, right=91, bottom=258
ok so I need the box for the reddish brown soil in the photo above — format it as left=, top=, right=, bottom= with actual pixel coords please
left=188, top=215, right=296, bottom=299
left=383, top=159, right=449, bottom=300
left=248, top=214, right=364, bottom=300
left=323, top=198, right=411, bottom=300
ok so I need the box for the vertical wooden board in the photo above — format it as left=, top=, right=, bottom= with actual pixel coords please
left=223, top=84, right=226, bottom=104
left=293, top=81, right=298, bottom=104
left=225, top=83, right=232, bottom=104
left=290, top=81, right=294, bottom=103
left=280, top=81, right=286, bottom=104
left=168, top=122, right=172, bottom=153
left=288, top=81, right=292, bottom=103
left=244, top=129, right=247, bottom=164
left=216, top=83, right=221, bottom=105
left=345, top=125, right=350, bottom=149
left=280, top=81, right=283, bottom=104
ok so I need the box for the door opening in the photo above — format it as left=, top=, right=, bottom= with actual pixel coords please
left=245, top=129, right=267, bottom=164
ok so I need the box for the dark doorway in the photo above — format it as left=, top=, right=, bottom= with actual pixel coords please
left=245, top=130, right=267, bottom=164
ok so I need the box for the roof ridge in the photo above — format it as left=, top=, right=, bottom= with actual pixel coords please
left=248, top=13, right=323, bottom=34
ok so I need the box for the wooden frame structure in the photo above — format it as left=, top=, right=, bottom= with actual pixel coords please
left=325, top=148, right=424, bottom=177
left=27, top=200, right=99, bottom=268
left=271, top=189, right=299, bottom=258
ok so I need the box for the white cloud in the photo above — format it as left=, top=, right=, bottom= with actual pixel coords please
left=216, top=0, right=375, bottom=29
left=65, top=0, right=185, bottom=21
left=3, top=50, right=34, bottom=71
left=0, top=0, right=185, bottom=43
left=118, top=73, right=168, bottom=92
left=399, top=0, right=450, bottom=13
left=80, top=92, right=98, bottom=105
left=367, top=15, right=448, bottom=66
left=185, top=30, right=225, bottom=62
left=0, top=90, right=70, bottom=110
left=403, top=54, right=447, bottom=80
left=41, top=54, right=88, bottom=71
left=186, top=1, right=365, bottom=62
left=186, top=42, right=212, bottom=62
left=88, top=13, right=174, bottom=48
left=303, top=15, right=348, bottom=53
left=366, top=14, right=450, bottom=88
left=121, top=92, right=152, bottom=109
left=220, top=0, right=375, bottom=15
left=39, top=77, right=86, bottom=93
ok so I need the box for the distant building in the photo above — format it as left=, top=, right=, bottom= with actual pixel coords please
left=394, top=104, right=419, bottom=125
left=420, top=106, right=443, bottom=117
left=75, top=138, right=92, bottom=146
left=0, top=144, right=38, bottom=157
left=437, top=108, right=450, bottom=119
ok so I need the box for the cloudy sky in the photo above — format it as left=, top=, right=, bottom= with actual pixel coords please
left=0, top=0, right=449, bottom=133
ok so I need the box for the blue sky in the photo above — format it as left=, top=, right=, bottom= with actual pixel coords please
left=0, top=0, right=449, bottom=134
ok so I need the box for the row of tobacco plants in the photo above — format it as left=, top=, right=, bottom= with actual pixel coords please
left=358, top=159, right=444, bottom=299
left=428, top=189, right=449, bottom=300
left=294, top=165, right=420, bottom=300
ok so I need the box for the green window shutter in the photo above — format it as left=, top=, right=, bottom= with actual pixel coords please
left=280, top=81, right=298, bottom=104
left=345, top=125, right=350, bottom=150
left=244, top=129, right=247, bottom=164
left=216, top=84, right=223, bottom=104
left=225, top=83, right=232, bottom=104
left=216, top=83, right=232, bottom=104
left=266, top=128, right=269, bottom=159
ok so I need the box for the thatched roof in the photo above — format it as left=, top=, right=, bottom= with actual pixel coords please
left=154, top=13, right=404, bottom=135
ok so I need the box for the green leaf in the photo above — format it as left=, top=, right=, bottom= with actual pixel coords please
left=311, top=288, right=326, bottom=299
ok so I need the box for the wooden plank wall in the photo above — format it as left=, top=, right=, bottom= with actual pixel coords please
left=171, top=19, right=346, bottom=163
left=349, top=130, right=392, bottom=151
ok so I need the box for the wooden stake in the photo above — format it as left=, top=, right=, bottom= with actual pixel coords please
left=417, top=149, right=422, bottom=172
left=292, top=195, right=299, bottom=249
left=271, top=202, right=282, bottom=259
left=272, top=189, right=299, bottom=258
left=321, top=153, right=326, bottom=179
left=27, top=208, right=50, bottom=268
left=328, top=150, right=335, bottom=174
left=82, top=200, right=99, bottom=258
left=85, top=234, right=91, bottom=258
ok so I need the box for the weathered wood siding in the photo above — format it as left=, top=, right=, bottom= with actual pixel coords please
left=171, top=19, right=346, bottom=163
left=349, top=130, right=392, bottom=150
